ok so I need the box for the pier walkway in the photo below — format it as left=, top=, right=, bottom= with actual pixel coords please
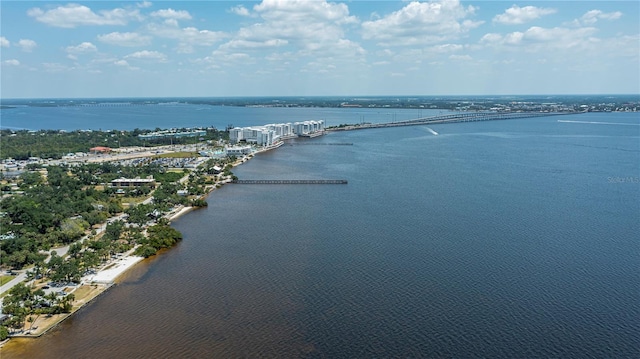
left=326, top=111, right=579, bottom=132
left=232, top=179, right=348, bottom=184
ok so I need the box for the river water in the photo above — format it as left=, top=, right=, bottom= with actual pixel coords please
left=2, top=109, right=639, bottom=358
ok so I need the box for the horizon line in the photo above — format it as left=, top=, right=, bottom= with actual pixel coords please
left=2, top=93, right=639, bottom=101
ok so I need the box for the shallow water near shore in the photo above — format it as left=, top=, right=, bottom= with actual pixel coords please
left=2, top=112, right=639, bottom=358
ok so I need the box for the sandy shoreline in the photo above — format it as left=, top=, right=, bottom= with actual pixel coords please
left=168, top=205, right=194, bottom=221
left=85, top=255, right=145, bottom=284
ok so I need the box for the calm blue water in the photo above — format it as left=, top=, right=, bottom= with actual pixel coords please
left=0, top=103, right=434, bottom=131
left=2, top=111, right=639, bottom=358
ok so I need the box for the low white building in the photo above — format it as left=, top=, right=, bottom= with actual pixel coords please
left=111, top=177, right=157, bottom=188
left=225, top=146, right=253, bottom=157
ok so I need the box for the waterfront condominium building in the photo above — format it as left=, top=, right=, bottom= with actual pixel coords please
left=229, top=120, right=324, bottom=145
left=229, top=127, right=275, bottom=146
left=293, top=120, right=325, bottom=135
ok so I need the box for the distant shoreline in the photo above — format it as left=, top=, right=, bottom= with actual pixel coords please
left=2, top=94, right=638, bottom=114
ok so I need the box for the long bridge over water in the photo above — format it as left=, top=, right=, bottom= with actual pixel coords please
left=326, top=111, right=580, bottom=132
left=232, top=179, right=347, bottom=184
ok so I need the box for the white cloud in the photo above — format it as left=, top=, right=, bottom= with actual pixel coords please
left=147, top=22, right=226, bottom=53
left=113, top=59, right=139, bottom=70
left=66, top=42, right=98, bottom=54
left=220, top=39, right=288, bottom=50
left=493, top=5, right=556, bottom=25
left=27, top=4, right=143, bottom=28
left=481, top=26, right=599, bottom=52
left=216, top=0, right=363, bottom=65
left=17, top=39, right=37, bottom=52
left=302, top=60, right=337, bottom=74
left=137, top=1, right=152, bottom=8
left=163, top=19, right=179, bottom=27
left=3, top=59, right=20, bottom=66
left=362, top=0, right=483, bottom=46
left=0, top=36, right=9, bottom=47
left=42, top=62, right=72, bottom=72
left=449, top=54, right=472, bottom=61
left=430, top=43, right=464, bottom=53
left=580, top=10, right=623, bottom=25
left=301, top=38, right=366, bottom=58
left=603, top=34, right=640, bottom=59
left=151, top=8, right=192, bottom=20
left=254, top=0, right=357, bottom=25
left=230, top=5, right=251, bottom=17
left=197, top=51, right=254, bottom=69
left=125, top=50, right=168, bottom=62
left=98, top=32, right=152, bottom=47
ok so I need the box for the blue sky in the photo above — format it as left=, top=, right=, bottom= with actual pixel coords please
left=1, top=1, right=638, bottom=98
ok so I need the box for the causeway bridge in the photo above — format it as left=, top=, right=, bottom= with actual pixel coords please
left=326, top=111, right=579, bottom=132
left=232, top=179, right=348, bottom=184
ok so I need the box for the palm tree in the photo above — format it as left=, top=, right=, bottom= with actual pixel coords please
left=60, top=293, right=75, bottom=313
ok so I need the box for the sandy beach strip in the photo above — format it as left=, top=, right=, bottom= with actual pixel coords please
left=168, top=205, right=194, bottom=221
left=86, top=255, right=145, bottom=284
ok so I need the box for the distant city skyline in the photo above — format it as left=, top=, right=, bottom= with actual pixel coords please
left=1, top=1, right=638, bottom=98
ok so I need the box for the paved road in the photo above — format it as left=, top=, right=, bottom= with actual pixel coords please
left=0, top=213, right=127, bottom=297
left=0, top=271, right=28, bottom=295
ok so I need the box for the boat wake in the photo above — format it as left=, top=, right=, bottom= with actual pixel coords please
left=425, top=127, right=439, bottom=135
left=558, top=120, right=640, bottom=126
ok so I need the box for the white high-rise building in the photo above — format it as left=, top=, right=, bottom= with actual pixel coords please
left=229, top=120, right=323, bottom=145
left=293, top=120, right=324, bottom=135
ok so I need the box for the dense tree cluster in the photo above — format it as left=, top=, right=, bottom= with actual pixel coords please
left=0, top=165, right=126, bottom=269
left=1, top=159, right=212, bottom=265
left=1, top=128, right=224, bottom=160
left=0, top=137, right=235, bottom=337
left=2, top=282, right=76, bottom=332
left=135, top=222, right=183, bottom=258
left=1, top=162, right=177, bottom=267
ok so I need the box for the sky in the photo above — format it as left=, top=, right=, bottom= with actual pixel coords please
left=1, top=0, right=638, bottom=98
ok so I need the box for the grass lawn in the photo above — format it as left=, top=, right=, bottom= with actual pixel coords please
left=0, top=274, right=16, bottom=286
left=120, top=195, right=150, bottom=205
left=72, top=284, right=103, bottom=302
left=154, top=151, right=198, bottom=158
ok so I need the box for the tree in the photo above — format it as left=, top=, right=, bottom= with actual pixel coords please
left=126, top=204, right=153, bottom=227
left=20, top=172, right=44, bottom=188
left=59, top=218, right=89, bottom=244
left=133, top=223, right=183, bottom=257
left=0, top=325, right=9, bottom=340
left=2, top=283, right=34, bottom=331
left=59, top=293, right=75, bottom=313
left=103, top=220, right=124, bottom=241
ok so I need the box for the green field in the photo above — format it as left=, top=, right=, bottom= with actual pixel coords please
left=0, top=275, right=16, bottom=286
left=154, top=152, right=198, bottom=158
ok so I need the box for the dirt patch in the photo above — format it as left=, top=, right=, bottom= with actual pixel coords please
left=72, top=284, right=106, bottom=307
